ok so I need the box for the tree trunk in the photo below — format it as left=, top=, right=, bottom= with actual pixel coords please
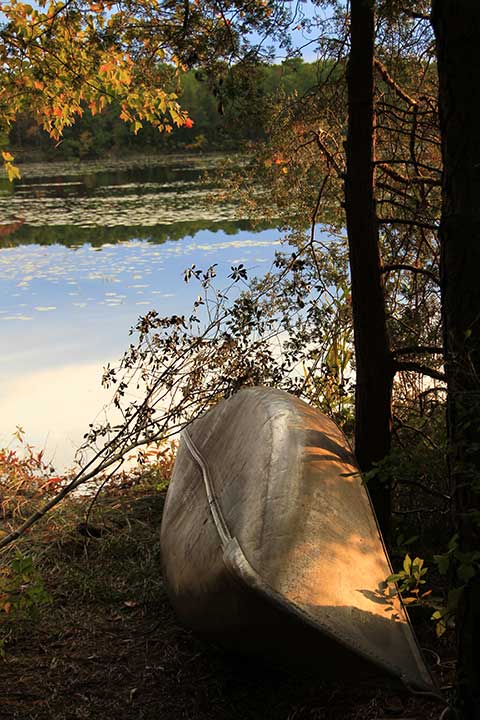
left=345, top=0, right=394, bottom=538
left=431, top=2, right=480, bottom=717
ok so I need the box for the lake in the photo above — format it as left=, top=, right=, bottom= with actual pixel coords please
left=0, top=154, right=282, bottom=469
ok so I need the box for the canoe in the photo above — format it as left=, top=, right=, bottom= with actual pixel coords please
left=160, top=387, right=434, bottom=690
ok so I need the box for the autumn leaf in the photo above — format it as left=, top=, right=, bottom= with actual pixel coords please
left=2, top=154, right=21, bottom=182
left=184, top=117, right=194, bottom=128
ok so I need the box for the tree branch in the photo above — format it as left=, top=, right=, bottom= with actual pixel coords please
left=374, top=58, right=418, bottom=107
left=379, top=217, right=439, bottom=232
left=393, top=345, right=444, bottom=357
left=377, top=162, right=441, bottom=186
left=394, top=361, right=446, bottom=382
left=313, top=131, right=344, bottom=179
left=309, top=173, right=330, bottom=279
left=403, top=10, right=431, bottom=21
left=394, top=477, right=450, bottom=501
left=382, top=263, right=440, bottom=285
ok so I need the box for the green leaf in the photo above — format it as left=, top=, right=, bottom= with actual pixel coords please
left=413, top=557, right=424, bottom=570
left=386, top=572, right=402, bottom=583
left=403, top=553, right=412, bottom=575
left=434, top=553, right=450, bottom=575
left=458, top=563, right=476, bottom=583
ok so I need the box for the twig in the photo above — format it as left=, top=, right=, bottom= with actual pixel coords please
left=395, top=478, right=451, bottom=501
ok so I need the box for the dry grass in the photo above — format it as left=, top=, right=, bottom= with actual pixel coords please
left=0, top=463, right=453, bottom=720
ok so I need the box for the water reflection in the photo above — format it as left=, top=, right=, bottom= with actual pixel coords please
left=0, top=218, right=275, bottom=248
left=0, top=155, right=282, bottom=467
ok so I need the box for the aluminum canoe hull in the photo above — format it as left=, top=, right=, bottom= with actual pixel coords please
left=160, top=387, right=434, bottom=690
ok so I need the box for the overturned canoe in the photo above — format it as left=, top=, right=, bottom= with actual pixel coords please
left=160, top=387, right=434, bottom=690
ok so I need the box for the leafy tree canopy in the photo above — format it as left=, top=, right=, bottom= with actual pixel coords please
left=0, top=0, right=293, bottom=177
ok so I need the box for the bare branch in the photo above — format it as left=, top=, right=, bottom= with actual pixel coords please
left=374, top=58, right=418, bottom=107
left=313, top=131, right=344, bottom=179
left=377, top=163, right=440, bottom=186
left=393, top=345, right=443, bottom=357
left=382, top=263, right=440, bottom=285
left=394, top=361, right=446, bottom=382
left=394, top=478, right=450, bottom=502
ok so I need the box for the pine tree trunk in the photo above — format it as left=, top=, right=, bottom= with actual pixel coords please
left=345, top=0, right=394, bottom=539
left=431, top=2, right=480, bottom=717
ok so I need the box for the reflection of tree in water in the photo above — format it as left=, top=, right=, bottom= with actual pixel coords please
left=0, top=218, right=278, bottom=249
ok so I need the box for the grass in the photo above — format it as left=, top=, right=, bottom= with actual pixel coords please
left=0, top=451, right=454, bottom=720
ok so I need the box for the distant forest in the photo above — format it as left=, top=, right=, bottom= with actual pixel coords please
left=10, top=59, right=323, bottom=160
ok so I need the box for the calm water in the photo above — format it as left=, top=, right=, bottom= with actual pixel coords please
left=0, top=154, right=282, bottom=468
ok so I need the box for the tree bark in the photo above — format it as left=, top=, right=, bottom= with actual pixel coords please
left=345, top=0, right=394, bottom=538
left=431, top=2, right=480, bottom=717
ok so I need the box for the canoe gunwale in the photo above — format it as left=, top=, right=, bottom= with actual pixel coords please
left=183, top=427, right=231, bottom=546
left=181, top=425, right=434, bottom=693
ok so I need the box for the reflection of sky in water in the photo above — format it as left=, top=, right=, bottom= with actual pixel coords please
left=0, top=230, right=281, bottom=373
left=0, top=224, right=282, bottom=467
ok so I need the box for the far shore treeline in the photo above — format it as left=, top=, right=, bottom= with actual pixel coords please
left=7, top=59, right=323, bottom=161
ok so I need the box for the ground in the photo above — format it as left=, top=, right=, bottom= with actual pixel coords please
left=0, top=486, right=454, bottom=720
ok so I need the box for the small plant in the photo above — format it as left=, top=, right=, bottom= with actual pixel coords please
left=0, top=426, right=63, bottom=527
left=386, top=553, right=456, bottom=638
left=0, top=552, right=52, bottom=655
left=386, top=553, right=430, bottom=602
left=0, top=553, right=51, bottom=618
left=384, top=553, right=433, bottom=625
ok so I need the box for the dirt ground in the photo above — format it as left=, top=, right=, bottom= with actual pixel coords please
left=0, top=492, right=454, bottom=720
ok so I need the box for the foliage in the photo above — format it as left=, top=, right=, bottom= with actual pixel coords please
left=7, top=59, right=328, bottom=161
left=0, top=426, right=61, bottom=526
left=386, top=553, right=431, bottom=604
left=0, top=425, right=175, bottom=657
left=0, top=0, right=298, bottom=173
left=0, top=0, right=469, bottom=691
left=0, top=553, right=51, bottom=647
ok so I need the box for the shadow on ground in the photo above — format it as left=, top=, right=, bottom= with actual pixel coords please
left=0, top=493, right=450, bottom=720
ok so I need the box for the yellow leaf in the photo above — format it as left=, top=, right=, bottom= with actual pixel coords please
left=6, top=163, right=21, bottom=182
left=2, top=151, right=14, bottom=162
